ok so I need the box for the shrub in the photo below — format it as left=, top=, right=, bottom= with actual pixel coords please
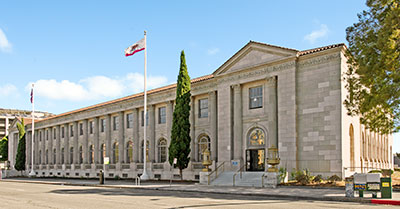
left=278, top=167, right=287, bottom=183
left=368, top=170, right=382, bottom=173
left=294, top=169, right=313, bottom=185
left=328, top=175, right=341, bottom=182
left=312, top=174, right=323, bottom=183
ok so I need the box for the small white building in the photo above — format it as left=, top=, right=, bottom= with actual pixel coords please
left=8, top=41, right=393, bottom=180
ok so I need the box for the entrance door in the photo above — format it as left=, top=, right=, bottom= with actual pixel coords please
left=246, top=149, right=265, bottom=171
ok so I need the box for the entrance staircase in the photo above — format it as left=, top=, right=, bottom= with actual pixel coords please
left=210, top=171, right=265, bottom=187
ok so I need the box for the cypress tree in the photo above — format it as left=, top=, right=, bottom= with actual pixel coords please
left=169, top=50, right=191, bottom=180
left=15, top=119, right=26, bottom=172
left=0, top=136, right=8, bottom=161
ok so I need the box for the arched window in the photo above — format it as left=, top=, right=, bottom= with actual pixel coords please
left=350, top=124, right=355, bottom=171
left=79, top=146, right=83, bottom=164
left=53, top=148, right=56, bottom=164
left=70, top=147, right=74, bottom=164
left=126, top=141, right=133, bottom=163
left=140, top=140, right=149, bottom=163
left=198, top=135, right=210, bottom=161
left=113, top=142, right=119, bottom=164
left=89, top=145, right=94, bottom=164
left=100, top=144, right=105, bottom=164
left=248, top=128, right=265, bottom=146
left=46, top=149, right=49, bottom=164
left=158, top=138, right=167, bottom=162
left=61, top=148, right=64, bottom=164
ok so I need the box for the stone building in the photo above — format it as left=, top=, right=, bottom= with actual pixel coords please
left=0, top=109, right=53, bottom=139
left=7, top=41, right=393, bottom=180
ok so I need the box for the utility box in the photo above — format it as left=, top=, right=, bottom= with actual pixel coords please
left=381, top=177, right=392, bottom=199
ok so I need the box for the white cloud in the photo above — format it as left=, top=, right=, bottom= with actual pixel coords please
left=304, top=24, right=329, bottom=44
left=0, top=84, right=17, bottom=96
left=207, top=47, right=220, bottom=55
left=0, top=28, right=12, bottom=53
left=28, top=73, right=168, bottom=102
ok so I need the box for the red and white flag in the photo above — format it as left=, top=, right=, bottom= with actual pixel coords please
left=30, top=88, right=34, bottom=103
left=125, top=38, right=145, bottom=57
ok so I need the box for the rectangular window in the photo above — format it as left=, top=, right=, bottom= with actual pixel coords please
left=70, top=125, right=74, bottom=137
left=46, top=130, right=49, bottom=140
left=101, top=119, right=105, bottom=132
left=79, top=123, right=83, bottom=135
left=53, top=128, right=56, bottom=139
left=249, top=86, right=263, bottom=109
left=61, top=127, right=64, bottom=138
left=158, top=107, right=166, bottom=124
left=141, top=111, right=148, bottom=126
left=89, top=121, right=93, bottom=134
left=199, top=99, right=208, bottom=118
left=126, top=113, right=133, bottom=128
left=113, top=116, right=119, bottom=131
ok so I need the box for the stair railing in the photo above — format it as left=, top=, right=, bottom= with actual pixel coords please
left=261, top=173, right=266, bottom=187
left=232, top=164, right=246, bottom=186
left=207, top=162, right=225, bottom=185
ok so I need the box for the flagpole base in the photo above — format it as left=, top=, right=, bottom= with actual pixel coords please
left=141, top=171, right=150, bottom=181
left=29, top=170, right=36, bottom=177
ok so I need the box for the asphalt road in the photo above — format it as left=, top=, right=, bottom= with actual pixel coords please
left=0, top=181, right=393, bottom=209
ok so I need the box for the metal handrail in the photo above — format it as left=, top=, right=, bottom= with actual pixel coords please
left=232, top=164, right=246, bottom=186
left=207, top=162, right=225, bottom=185
left=135, top=176, right=141, bottom=185
left=261, top=173, right=266, bottom=187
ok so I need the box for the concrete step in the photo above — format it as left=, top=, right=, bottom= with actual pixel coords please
left=211, top=171, right=265, bottom=187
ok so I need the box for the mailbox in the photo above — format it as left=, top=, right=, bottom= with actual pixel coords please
left=381, top=177, right=392, bottom=199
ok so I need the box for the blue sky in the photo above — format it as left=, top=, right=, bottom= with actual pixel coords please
left=0, top=1, right=398, bottom=152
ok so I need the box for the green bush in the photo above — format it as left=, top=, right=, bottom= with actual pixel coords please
left=278, top=167, right=287, bottom=183
left=394, top=168, right=400, bottom=172
left=294, top=169, right=313, bottom=185
left=328, top=175, right=341, bottom=182
left=312, top=174, right=323, bottom=183
left=368, top=170, right=382, bottom=173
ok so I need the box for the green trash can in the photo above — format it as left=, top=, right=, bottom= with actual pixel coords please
left=381, top=177, right=392, bottom=199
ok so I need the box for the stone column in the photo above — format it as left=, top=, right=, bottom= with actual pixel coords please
left=56, top=126, right=60, bottom=165
left=73, top=122, right=78, bottom=164
left=133, top=108, right=139, bottom=162
left=106, top=114, right=111, bottom=160
left=49, top=128, right=53, bottom=165
left=94, top=117, right=99, bottom=164
left=64, top=124, right=69, bottom=164
left=233, top=84, right=243, bottom=161
left=83, top=119, right=88, bottom=164
left=41, top=129, right=45, bottom=165
left=209, top=91, right=218, bottom=161
left=35, top=130, right=39, bottom=165
left=26, top=131, right=31, bottom=169
left=190, top=97, right=196, bottom=161
left=267, top=77, right=278, bottom=150
left=166, top=101, right=174, bottom=161
left=118, top=111, right=125, bottom=163
left=149, top=105, right=155, bottom=162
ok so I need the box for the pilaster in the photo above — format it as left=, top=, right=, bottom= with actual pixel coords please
left=118, top=111, right=124, bottom=163
left=233, top=84, right=243, bottom=161
left=209, top=91, right=218, bottom=161
left=149, top=105, right=155, bottom=162
left=133, top=108, right=139, bottom=162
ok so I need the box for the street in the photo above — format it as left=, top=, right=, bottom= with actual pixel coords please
left=0, top=181, right=393, bottom=209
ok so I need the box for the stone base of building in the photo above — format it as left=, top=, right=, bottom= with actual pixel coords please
left=263, top=172, right=278, bottom=188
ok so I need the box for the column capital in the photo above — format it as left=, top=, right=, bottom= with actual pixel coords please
left=232, top=83, right=241, bottom=90
left=208, top=91, right=216, bottom=97
left=266, top=76, right=277, bottom=86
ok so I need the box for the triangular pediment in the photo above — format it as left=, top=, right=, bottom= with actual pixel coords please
left=213, top=41, right=298, bottom=76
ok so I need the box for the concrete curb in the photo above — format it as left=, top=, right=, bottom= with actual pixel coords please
left=0, top=179, right=386, bottom=205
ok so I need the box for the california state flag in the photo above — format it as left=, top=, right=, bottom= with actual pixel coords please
left=125, top=38, right=145, bottom=57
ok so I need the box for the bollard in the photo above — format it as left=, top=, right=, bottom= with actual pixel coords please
left=99, top=170, right=104, bottom=185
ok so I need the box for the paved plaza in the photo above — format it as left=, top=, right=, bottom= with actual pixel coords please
left=0, top=180, right=397, bottom=209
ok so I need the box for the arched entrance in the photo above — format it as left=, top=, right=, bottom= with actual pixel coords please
left=246, top=128, right=266, bottom=171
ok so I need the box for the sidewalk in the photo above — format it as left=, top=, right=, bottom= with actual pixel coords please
left=2, top=177, right=400, bottom=206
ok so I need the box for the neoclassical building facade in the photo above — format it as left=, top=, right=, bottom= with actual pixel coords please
left=8, top=41, right=393, bottom=180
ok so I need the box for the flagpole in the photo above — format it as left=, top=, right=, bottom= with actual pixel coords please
left=29, top=83, right=35, bottom=176
left=141, top=30, right=149, bottom=180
